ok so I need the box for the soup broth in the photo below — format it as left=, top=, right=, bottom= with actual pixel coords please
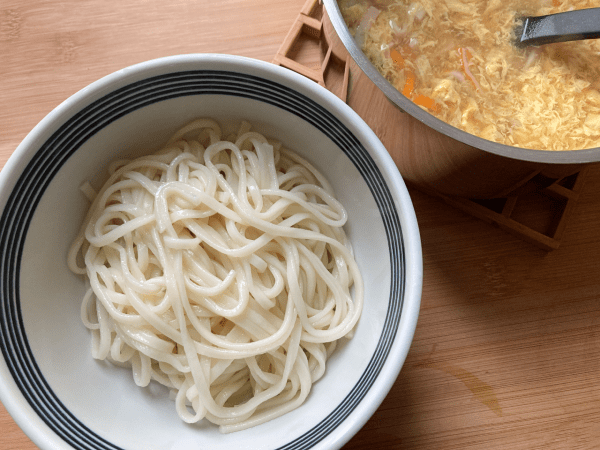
left=338, top=0, right=600, bottom=150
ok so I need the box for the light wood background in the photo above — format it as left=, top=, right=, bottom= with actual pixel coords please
left=2, top=1, right=600, bottom=449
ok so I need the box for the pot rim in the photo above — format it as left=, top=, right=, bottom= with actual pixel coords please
left=323, top=0, right=600, bottom=165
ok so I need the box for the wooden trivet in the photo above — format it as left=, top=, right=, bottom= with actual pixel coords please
left=273, top=0, right=350, bottom=102
left=273, top=0, right=586, bottom=251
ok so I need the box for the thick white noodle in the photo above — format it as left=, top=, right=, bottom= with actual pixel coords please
left=68, top=118, right=364, bottom=433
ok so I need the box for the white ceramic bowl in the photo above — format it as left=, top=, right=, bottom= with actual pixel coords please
left=0, top=54, right=422, bottom=450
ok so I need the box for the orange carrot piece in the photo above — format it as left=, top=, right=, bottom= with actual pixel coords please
left=413, top=95, right=441, bottom=113
left=402, top=70, right=415, bottom=97
left=390, top=48, right=405, bottom=68
left=391, top=46, right=440, bottom=111
left=391, top=48, right=414, bottom=97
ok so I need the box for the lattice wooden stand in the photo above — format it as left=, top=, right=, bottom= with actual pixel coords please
left=273, top=0, right=350, bottom=102
left=274, top=0, right=586, bottom=251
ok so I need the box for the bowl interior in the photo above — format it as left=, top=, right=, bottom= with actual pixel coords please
left=0, top=57, right=420, bottom=450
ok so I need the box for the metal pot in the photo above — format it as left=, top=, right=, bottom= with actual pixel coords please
left=322, top=0, right=600, bottom=198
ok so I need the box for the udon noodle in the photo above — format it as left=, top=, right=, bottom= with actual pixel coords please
left=67, top=118, right=363, bottom=433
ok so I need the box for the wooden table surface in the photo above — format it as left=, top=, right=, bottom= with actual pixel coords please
left=2, top=1, right=600, bottom=449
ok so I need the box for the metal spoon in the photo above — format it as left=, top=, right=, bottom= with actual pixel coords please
left=516, top=7, right=600, bottom=47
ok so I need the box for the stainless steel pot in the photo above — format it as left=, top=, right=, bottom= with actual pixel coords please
left=322, top=0, right=600, bottom=198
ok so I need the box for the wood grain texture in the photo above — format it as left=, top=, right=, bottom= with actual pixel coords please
left=2, top=1, right=600, bottom=449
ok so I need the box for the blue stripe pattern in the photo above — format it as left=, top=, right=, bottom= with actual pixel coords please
left=0, top=70, right=405, bottom=450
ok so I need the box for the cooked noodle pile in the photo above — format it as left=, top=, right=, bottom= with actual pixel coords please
left=68, top=118, right=363, bottom=433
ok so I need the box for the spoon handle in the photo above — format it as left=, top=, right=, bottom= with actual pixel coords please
left=518, top=7, right=600, bottom=46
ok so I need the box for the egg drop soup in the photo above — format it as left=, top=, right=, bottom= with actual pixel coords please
left=338, top=0, right=600, bottom=150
